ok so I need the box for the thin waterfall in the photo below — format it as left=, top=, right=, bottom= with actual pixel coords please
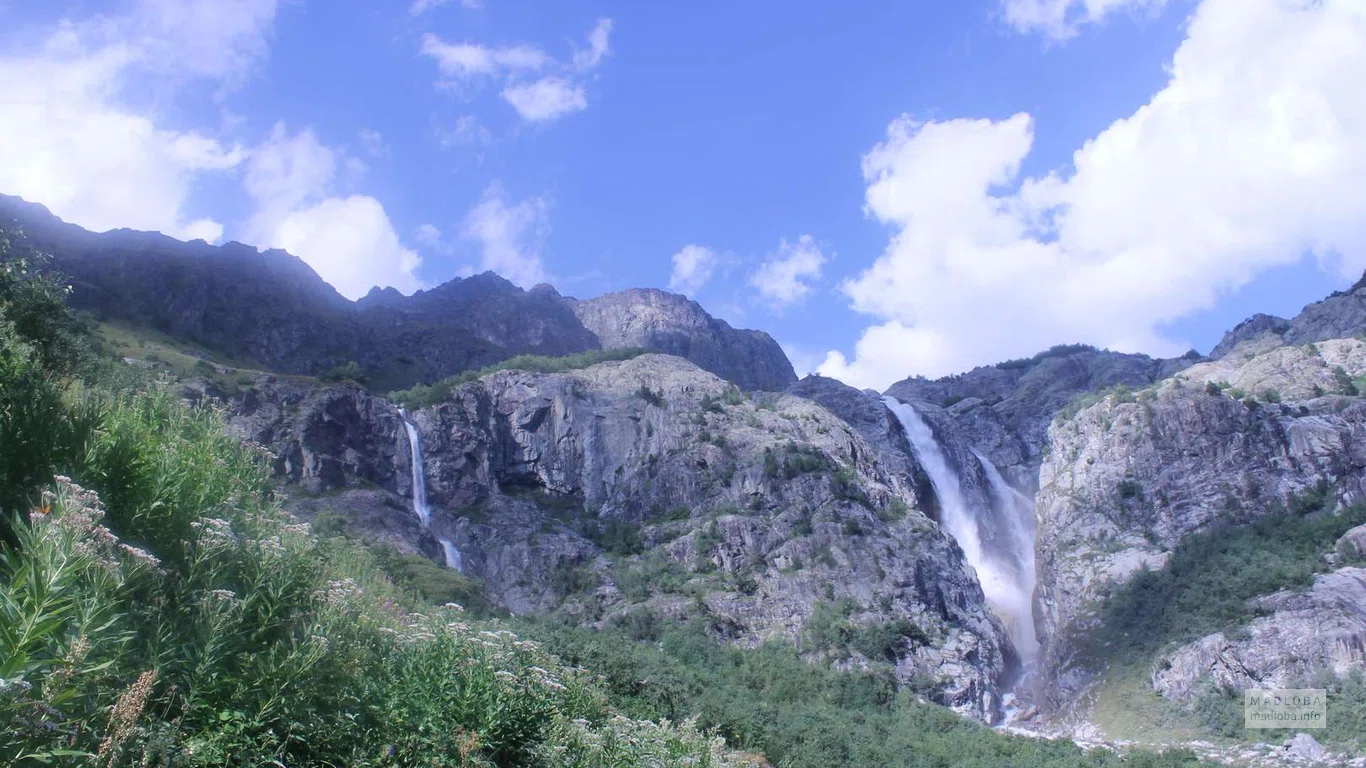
left=882, top=397, right=1037, bottom=663
left=399, top=408, right=462, bottom=572
left=971, top=447, right=1039, bottom=661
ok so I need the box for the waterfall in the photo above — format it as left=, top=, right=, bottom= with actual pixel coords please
left=882, top=397, right=1038, bottom=663
left=971, top=447, right=1039, bottom=661
left=399, top=409, right=462, bottom=572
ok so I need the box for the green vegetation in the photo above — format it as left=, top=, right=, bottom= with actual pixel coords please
left=318, top=360, right=367, bottom=384
left=1088, top=493, right=1366, bottom=662
left=522, top=621, right=1200, bottom=768
left=636, top=384, right=667, bottom=408
left=1058, top=382, right=1143, bottom=421
left=0, top=238, right=743, bottom=766
left=1083, top=485, right=1366, bottom=748
left=390, top=348, right=649, bottom=408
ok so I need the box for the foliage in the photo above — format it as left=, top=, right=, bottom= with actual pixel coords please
left=524, top=621, right=1200, bottom=768
left=317, top=360, right=367, bottom=384
left=0, top=381, right=746, bottom=766
left=391, top=348, right=649, bottom=408
left=1086, top=494, right=1366, bottom=664
left=636, top=385, right=667, bottom=408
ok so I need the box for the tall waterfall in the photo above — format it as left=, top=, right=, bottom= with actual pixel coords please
left=971, top=447, right=1039, bottom=661
left=882, top=397, right=1038, bottom=663
left=399, top=409, right=463, bottom=572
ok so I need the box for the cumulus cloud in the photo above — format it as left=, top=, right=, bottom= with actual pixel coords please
left=1001, top=0, right=1169, bottom=39
left=421, top=16, right=611, bottom=125
left=410, top=0, right=483, bottom=15
left=573, top=19, right=613, bottom=71
left=750, top=235, right=826, bottom=309
left=668, top=245, right=718, bottom=296
left=420, top=35, right=548, bottom=81
left=245, top=124, right=425, bottom=300
left=821, top=0, right=1366, bottom=390
left=0, top=3, right=277, bottom=240
left=501, top=79, right=587, bottom=122
left=461, top=186, right=550, bottom=287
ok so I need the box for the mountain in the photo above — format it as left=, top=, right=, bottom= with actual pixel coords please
left=0, top=194, right=795, bottom=392
left=12, top=192, right=1366, bottom=761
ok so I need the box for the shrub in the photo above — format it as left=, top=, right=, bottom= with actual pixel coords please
left=318, top=360, right=366, bottom=383
left=391, top=348, right=650, bottom=408
left=636, top=385, right=667, bottom=408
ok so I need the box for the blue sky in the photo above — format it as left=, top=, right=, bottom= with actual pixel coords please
left=1, top=0, right=1363, bottom=388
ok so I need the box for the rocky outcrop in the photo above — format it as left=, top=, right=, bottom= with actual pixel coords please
left=1210, top=313, right=1291, bottom=359
left=2, top=194, right=792, bottom=391
left=202, top=354, right=1012, bottom=720
left=1034, top=337, right=1366, bottom=708
left=1152, top=567, right=1366, bottom=701
left=885, top=345, right=1201, bottom=493
left=1285, top=274, right=1366, bottom=346
left=567, top=289, right=796, bottom=392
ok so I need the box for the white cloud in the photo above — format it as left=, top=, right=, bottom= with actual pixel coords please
left=414, top=223, right=443, bottom=248
left=461, top=186, right=549, bottom=287
left=245, top=124, right=425, bottom=300
left=1001, top=0, right=1170, bottom=39
left=358, top=129, right=388, bottom=158
left=410, top=0, right=483, bottom=15
left=668, top=245, right=718, bottom=296
left=501, top=78, right=587, bottom=122
left=573, top=18, right=613, bottom=71
left=420, top=17, right=612, bottom=124
left=822, top=0, right=1366, bottom=390
left=439, top=115, right=492, bottom=148
left=750, top=235, right=826, bottom=308
left=0, top=3, right=274, bottom=240
left=420, top=34, right=548, bottom=80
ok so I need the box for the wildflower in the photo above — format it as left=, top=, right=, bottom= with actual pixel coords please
left=118, top=543, right=161, bottom=569
left=96, top=670, right=157, bottom=767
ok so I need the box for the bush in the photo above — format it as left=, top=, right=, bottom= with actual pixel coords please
left=636, top=385, right=667, bottom=408
left=391, top=348, right=650, bottom=408
left=318, top=360, right=366, bottom=384
left=1087, top=496, right=1366, bottom=664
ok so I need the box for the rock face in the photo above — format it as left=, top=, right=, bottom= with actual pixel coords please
left=1, top=194, right=791, bottom=392
left=886, top=345, right=1201, bottom=492
left=1033, top=337, right=1366, bottom=708
left=1210, top=313, right=1291, bottom=359
left=568, top=289, right=796, bottom=391
left=1151, top=567, right=1366, bottom=702
left=208, top=354, right=1012, bottom=720
left=1284, top=275, right=1366, bottom=346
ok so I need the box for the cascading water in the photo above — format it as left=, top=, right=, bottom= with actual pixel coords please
left=971, top=447, right=1038, bottom=661
left=882, top=397, right=1038, bottom=664
left=399, top=409, right=462, bottom=572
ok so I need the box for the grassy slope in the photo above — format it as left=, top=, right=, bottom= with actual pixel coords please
left=1080, top=494, right=1366, bottom=750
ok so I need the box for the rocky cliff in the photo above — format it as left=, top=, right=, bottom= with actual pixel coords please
left=205, top=354, right=1012, bottom=720
left=885, top=345, right=1202, bottom=493
left=0, top=194, right=793, bottom=392
left=1033, top=335, right=1366, bottom=709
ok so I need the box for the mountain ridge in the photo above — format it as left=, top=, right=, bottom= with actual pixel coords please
left=0, top=193, right=796, bottom=392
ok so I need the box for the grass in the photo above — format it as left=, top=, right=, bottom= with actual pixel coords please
left=390, top=348, right=650, bottom=408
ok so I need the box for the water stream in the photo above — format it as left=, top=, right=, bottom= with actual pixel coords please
left=399, top=409, right=462, bottom=572
left=882, top=397, right=1038, bottom=663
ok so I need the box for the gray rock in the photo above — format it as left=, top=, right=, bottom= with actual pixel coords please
left=2, top=193, right=792, bottom=392
left=1338, top=525, right=1366, bottom=561
left=1152, top=568, right=1366, bottom=701
left=1285, top=274, right=1366, bottom=346
left=885, top=345, right=1202, bottom=494
left=567, top=288, right=796, bottom=391
left=1034, top=339, right=1366, bottom=709
left=1284, top=733, right=1326, bottom=762
left=1210, top=313, right=1291, bottom=359
left=209, top=353, right=1012, bottom=721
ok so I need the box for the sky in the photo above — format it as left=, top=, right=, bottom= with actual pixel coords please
left=0, top=0, right=1363, bottom=389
